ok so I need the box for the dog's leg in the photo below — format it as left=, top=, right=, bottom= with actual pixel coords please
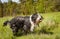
left=12, top=27, right=19, bottom=35
left=30, top=24, right=35, bottom=32
left=10, top=24, right=18, bottom=35
left=23, top=25, right=28, bottom=34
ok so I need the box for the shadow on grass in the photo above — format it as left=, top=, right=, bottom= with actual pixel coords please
left=14, top=29, right=53, bottom=37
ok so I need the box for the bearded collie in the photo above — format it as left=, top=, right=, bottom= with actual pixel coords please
left=3, top=13, right=43, bottom=35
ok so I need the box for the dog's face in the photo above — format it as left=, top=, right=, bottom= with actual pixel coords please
left=31, top=13, right=43, bottom=24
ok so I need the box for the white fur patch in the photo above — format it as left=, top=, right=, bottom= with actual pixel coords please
left=30, top=15, right=35, bottom=32
left=29, top=13, right=41, bottom=32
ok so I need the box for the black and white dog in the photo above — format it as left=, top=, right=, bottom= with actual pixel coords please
left=3, top=13, right=43, bottom=35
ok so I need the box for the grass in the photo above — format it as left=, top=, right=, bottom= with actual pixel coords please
left=0, top=12, right=60, bottom=39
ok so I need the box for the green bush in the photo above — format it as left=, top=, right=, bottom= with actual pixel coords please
left=0, top=17, right=14, bottom=39
left=0, top=26, right=14, bottom=39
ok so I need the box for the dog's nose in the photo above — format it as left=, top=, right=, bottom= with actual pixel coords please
left=39, top=16, right=44, bottom=22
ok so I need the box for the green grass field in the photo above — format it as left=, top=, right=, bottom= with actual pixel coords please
left=0, top=12, right=60, bottom=39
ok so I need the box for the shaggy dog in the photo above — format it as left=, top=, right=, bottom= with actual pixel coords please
left=3, top=13, right=43, bottom=35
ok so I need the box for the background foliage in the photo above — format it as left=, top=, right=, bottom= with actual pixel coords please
left=0, top=12, right=60, bottom=39
left=0, top=0, right=60, bottom=39
left=0, top=0, right=60, bottom=17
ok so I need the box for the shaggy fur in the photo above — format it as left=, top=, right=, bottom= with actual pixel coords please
left=3, top=13, right=43, bottom=35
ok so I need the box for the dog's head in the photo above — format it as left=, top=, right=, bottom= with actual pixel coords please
left=31, top=13, right=43, bottom=24
left=29, top=13, right=44, bottom=32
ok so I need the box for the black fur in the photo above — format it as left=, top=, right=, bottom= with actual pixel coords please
left=3, top=16, right=31, bottom=35
left=31, top=13, right=38, bottom=23
left=3, top=13, right=43, bottom=35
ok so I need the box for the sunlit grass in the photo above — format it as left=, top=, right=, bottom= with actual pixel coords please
left=0, top=12, right=60, bottom=39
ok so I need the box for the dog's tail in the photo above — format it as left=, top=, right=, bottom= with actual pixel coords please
left=3, top=20, right=10, bottom=26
